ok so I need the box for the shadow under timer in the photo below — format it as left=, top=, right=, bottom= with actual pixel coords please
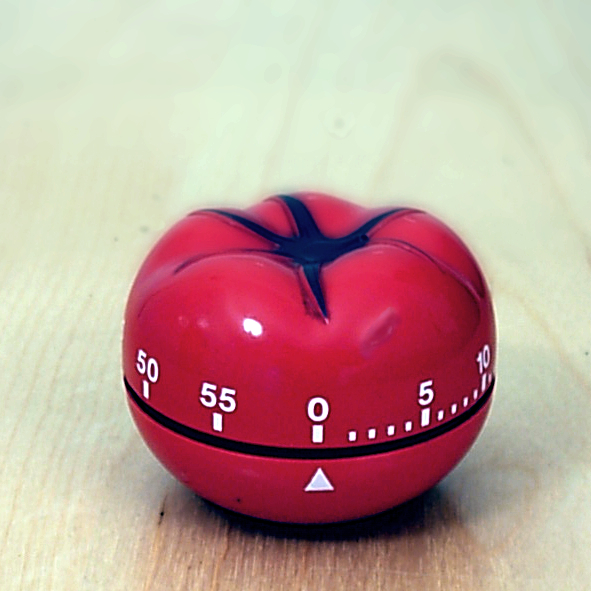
left=122, top=192, right=496, bottom=524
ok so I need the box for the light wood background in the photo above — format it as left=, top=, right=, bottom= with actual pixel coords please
left=2, top=1, right=591, bottom=589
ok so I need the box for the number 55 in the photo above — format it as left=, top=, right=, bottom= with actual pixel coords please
left=200, top=382, right=237, bottom=413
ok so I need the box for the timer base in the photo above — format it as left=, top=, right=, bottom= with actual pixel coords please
left=127, top=390, right=493, bottom=524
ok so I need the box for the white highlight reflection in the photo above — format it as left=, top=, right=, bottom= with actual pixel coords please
left=243, top=318, right=263, bottom=337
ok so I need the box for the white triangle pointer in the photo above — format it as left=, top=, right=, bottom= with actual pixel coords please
left=304, top=468, right=334, bottom=492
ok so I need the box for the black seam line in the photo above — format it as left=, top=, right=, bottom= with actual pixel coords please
left=124, top=376, right=494, bottom=460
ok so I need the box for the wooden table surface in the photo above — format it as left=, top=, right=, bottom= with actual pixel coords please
left=2, top=1, right=591, bottom=589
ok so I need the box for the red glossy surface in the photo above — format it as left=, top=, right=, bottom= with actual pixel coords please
left=122, top=192, right=496, bottom=523
left=128, top=394, right=492, bottom=523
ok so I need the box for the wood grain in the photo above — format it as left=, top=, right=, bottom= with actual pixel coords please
left=1, top=1, right=590, bottom=589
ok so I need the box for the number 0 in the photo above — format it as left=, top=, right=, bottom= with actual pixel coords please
left=307, top=397, right=330, bottom=422
left=147, top=358, right=159, bottom=383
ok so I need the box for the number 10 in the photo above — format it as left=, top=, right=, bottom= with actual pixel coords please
left=476, top=345, right=491, bottom=374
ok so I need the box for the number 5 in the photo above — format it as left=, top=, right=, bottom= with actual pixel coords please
left=418, top=380, right=435, bottom=406
left=219, top=388, right=237, bottom=413
left=200, top=382, right=217, bottom=408
left=136, top=349, right=147, bottom=374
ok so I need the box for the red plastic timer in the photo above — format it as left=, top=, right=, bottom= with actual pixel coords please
left=122, top=192, right=496, bottom=523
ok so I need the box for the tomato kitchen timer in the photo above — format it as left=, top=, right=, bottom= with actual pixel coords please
left=122, top=192, right=496, bottom=523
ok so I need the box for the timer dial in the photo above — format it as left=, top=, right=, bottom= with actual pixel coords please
left=123, top=192, right=496, bottom=523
